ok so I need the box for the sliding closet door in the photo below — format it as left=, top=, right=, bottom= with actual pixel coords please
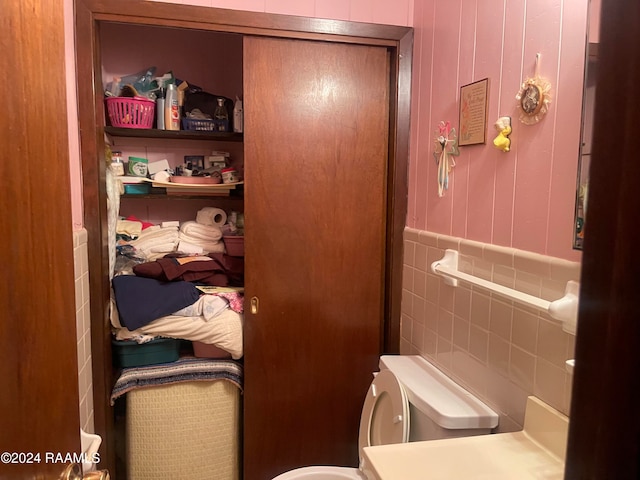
left=243, top=36, right=390, bottom=479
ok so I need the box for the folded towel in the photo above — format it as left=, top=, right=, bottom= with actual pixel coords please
left=180, top=221, right=223, bottom=241
left=149, top=242, right=180, bottom=253
left=116, top=219, right=143, bottom=238
left=129, top=226, right=179, bottom=257
left=178, top=221, right=223, bottom=254
left=177, top=235, right=224, bottom=254
left=132, top=225, right=179, bottom=242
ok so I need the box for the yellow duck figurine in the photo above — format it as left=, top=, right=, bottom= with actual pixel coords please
left=493, top=116, right=512, bottom=152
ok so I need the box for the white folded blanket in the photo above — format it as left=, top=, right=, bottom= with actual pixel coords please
left=115, top=308, right=244, bottom=359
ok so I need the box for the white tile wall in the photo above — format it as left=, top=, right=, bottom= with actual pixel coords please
left=402, top=228, right=580, bottom=432
left=74, top=228, right=95, bottom=434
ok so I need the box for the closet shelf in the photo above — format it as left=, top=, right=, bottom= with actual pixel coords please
left=121, top=193, right=244, bottom=200
left=105, top=126, right=244, bottom=142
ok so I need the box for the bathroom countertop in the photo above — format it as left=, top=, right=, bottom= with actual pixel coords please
left=361, top=396, right=568, bottom=480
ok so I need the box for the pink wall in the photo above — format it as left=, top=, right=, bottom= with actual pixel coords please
left=409, top=0, right=587, bottom=262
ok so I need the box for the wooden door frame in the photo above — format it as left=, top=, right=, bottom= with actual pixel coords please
left=75, top=0, right=411, bottom=474
left=564, top=0, right=640, bottom=478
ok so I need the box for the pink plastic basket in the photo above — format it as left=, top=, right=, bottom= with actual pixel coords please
left=105, top=96, right=155, bottom=129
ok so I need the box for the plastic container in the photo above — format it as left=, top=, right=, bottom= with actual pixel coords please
left=105, top=96, right=155, bottom=129
left=123, top=184, right=150, bottom=195
left=165, top=84, right=180, bottom=131
left=233, top=96, right=243, bottom=133
left=214, top=97, right=229, bottom=132
left=223, top=235, right=244, bottom=257
left=182, top=117, right=216, bottom=131
left=111, top=150, right=124, bottom=176
left=112, top=337, right=180, bottom=368
left=156, top=87, right=165, bottom=130
left=192, top=341, right=232, bottom=359
left=221, top=167, right=238, bottom=184
left=128, top=156, right=148, bottom=177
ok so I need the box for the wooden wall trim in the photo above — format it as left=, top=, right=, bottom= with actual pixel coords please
left=75, top=0, right=117, bottom=474
left=385, top=29, right=413, bottom=353
left=82, top=0, right=409, bottom=42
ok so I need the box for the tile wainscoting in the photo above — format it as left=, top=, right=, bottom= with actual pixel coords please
left=74, top=228, right=94, bottom=433
left=401, top=228, right=580, bottom=432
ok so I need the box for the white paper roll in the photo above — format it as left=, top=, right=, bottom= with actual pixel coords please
left=196, top=207, right=227, bottom=227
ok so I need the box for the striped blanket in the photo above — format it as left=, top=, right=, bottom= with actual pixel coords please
left=111, top=356, right=243, bottom=405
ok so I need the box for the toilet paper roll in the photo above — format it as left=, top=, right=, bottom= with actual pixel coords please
left=196, top=207, right=227, bottom=227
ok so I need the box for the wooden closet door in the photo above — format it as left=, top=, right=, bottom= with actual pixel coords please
left=243, top=36, right=390, bottom=479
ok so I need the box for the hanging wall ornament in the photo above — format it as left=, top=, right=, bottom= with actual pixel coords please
left=516, top=53, right=552, bottom=125
left=433, top=121, right=460, bottom=197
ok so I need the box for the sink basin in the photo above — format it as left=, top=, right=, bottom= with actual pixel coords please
left=361, top=396, right=568, bottom=480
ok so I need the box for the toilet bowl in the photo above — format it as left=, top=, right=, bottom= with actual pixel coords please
left=272, top=466, right=366, bottom=479
left=272, top=355, right=498, bottom=480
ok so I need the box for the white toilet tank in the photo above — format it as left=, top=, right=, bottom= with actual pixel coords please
left=379, top=355, right=498, bottom=441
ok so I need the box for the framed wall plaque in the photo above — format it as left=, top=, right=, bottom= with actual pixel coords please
left=459, top=78, right=489, bottom=146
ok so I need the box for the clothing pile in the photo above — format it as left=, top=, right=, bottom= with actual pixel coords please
left=110, top=208, right=244, bottom=359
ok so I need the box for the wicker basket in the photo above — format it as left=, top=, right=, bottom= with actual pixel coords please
left=106, top=96, right=155, bottom=129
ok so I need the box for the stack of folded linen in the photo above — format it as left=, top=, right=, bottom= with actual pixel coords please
left=129, top=225, right=180, bottom=260
left=178, top=220, right=224, bottom=254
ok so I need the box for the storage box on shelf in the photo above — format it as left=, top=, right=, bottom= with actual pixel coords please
left=112, top=337, right=180, bottom=368
left=223, top=235, right=244, bottom=257
left=192, top=341, right=232, bottom=359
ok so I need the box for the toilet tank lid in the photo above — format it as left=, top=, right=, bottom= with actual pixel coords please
left=379, top=355, right=499, bottom=430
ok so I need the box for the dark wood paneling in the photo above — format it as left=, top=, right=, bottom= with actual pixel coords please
left=243, top=37, right=390, bottom=479
left=565, top=0, right=640, bottom=479
left=0, top=0, right=80, bottom=478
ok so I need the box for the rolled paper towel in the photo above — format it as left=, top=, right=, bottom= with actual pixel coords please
left=196, top=207, right=227, bottom=227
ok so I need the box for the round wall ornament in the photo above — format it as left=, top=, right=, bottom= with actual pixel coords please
left=516, top=53, right=552, bottom=125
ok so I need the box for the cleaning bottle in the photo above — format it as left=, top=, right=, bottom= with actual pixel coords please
left=165, top=84, right=180, bottom=131
left=214, top=98, right=229, bottom=132
left=156, top=87, right=165, bottom=130
left=233, top=96, right=243, bottom=133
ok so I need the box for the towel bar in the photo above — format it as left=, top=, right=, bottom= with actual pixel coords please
left=431, top=249, right=579, bottom=335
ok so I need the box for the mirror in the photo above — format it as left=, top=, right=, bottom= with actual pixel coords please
left=574, top=0, right=600, bottom=250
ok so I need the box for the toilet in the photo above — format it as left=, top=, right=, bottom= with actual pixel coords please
left=272, top=355, right=499, bottom=479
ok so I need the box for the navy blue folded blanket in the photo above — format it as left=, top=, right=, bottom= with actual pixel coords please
left=112, top=275, right=200, bottom=330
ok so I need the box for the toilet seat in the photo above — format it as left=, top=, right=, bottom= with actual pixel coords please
left=272, top=369, right=411, bottom=480
left=272, top=466, right=366, bottom=479
left=357, top=368, right=410, bottom=460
